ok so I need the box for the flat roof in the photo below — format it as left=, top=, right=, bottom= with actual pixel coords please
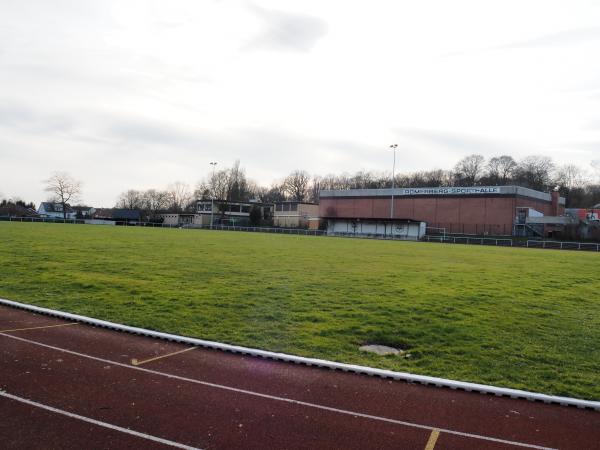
left=325, top=217, right=424, bottom=223
left=320, top=185, right=566, bottom=205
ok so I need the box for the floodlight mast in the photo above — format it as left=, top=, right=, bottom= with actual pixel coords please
left=390, top=144, right=398, bottom=220
left=210, top=161, right=217, bottom=229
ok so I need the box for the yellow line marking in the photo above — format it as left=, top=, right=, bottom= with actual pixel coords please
left=131, top=346, right=196, bottom=366
left=0, top=323, right=78, bottom=333
left=424, top=429, right=440, bottom=450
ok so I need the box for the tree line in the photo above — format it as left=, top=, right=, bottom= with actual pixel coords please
left=4, top=154, right=597, bottom=220
left=113, top=155, right=599, bottom=217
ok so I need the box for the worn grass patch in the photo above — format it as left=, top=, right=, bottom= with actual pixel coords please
left=1, top=222, right=599, bottom=400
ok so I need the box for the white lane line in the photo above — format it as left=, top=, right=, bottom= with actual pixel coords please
left=2, top=297, right=598, bottom=411
left=132, top=346, right=196, bottom=366
left=0, top=390, right=202, bottom=450
left=0, top=332, right=557, bottom=450
left=0, top=323, right=78, bottom=333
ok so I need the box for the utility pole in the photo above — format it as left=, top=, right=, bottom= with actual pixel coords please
left=210, top=161, right=217, bottom=229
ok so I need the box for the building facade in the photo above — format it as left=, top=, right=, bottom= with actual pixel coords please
left=196, top=200, right=272, bottom=226
left=327, top=218, right=426, bottom=239
left=273, top=202, right=319, bottom=228
left=320, top=186, right=565, bottom=236
left=158, top=213, right=202, bottom=226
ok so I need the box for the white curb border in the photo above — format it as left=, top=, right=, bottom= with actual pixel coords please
left=1, top=297, right=599, bottom=411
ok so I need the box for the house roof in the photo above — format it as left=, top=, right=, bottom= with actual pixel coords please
left=273, top=201, right=318, bottom=206
left=112, top=209, right=141, bottom=220
left=92, top=208, right=114, bottom=219
left=39, top=202, right=74, bottom=213
left=0, top=206, right=39, bottom=217
left=197, top=199, right=272, bottom=206
left=324, top=216, right=424, bottom=223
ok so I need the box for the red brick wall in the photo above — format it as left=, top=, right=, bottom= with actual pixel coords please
left=320, top=195, right=562, bottom=235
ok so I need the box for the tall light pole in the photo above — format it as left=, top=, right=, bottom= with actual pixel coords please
left=390, top=144, right=398, bottom=221
left=210, top=161, right=217, bottom=229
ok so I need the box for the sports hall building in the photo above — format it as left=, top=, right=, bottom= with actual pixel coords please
left=319, top=186, right=565, bottom=236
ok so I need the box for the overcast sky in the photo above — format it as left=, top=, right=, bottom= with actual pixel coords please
left=1, top=0, right=600, bottom=206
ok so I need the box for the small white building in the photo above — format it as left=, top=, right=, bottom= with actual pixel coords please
left=37, top=202, right=76, bottom=219
left=327, top=218, right=426, bottom=240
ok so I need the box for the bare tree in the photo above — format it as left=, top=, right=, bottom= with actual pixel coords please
left=197, top=160, right=253, bottom=204
left=555, top=164, right=589, bottom=190
left=258, top=183, right=286, bottom=203
left=227, top=160, right=252, bottom=202
left=487, top=155, right=517, bottom=185
left=283, top=170, right=310, bottom=202
left=454, top=154, right=485, bottom=186
left=167, top=181, right=193, bottom=212
left=141, top=189, right=169, bottom=219
left=592, top=160, right=600, bottom=181
left=420, top=169, right=449, bottom=186
left=308, top=175, right=322, bottom=203
left=44, top=172, right=82, bottom=219
left=515, top=156, right=555, bottom=191
left=116, top=190, right=143, bottom=209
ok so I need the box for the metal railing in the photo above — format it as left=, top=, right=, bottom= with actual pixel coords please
left=3, top=216, right=599, bottom=251
left=0, top=216, right=325, bottom=235
left=1, top=216, right=85, bottom=224
left=0, top=216, right=177, bottom=227
left=423, top=235, right=514, bottom=247
left=204, top=224, right=326, bottom=236
left=424, top=234, right=600, bottom=252
left=525, top=240, right=600, bottom=251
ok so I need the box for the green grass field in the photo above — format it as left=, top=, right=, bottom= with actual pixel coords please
left=1, top=222, right=599, bottom=400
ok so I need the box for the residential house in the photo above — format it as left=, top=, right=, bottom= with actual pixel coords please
left=37, top=202, right=76, bottom=219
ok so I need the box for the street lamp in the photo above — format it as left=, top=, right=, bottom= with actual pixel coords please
left=389, top=144, right=398, bottom=221
left=210, top=161, right=217, bottom=229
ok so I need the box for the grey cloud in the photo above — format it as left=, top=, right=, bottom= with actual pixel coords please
left=584, top=120, right=600, bottom=130
left=562, top=141, right=600, bottom=153
left=0, top=100, right=77, bottom=134
left=245, top=4, right=328, bottom=52
left=494, top=26, right=600, bottom=50
left=104, top=118, right=203, bottom=148
left=395, top=127, right=519, bottom=156
left=444, top=26, right=600, bottom=57
left=98, top=114, right=382, bottom=180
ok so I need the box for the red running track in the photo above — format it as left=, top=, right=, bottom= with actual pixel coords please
left=0, top=305, right=598, bottom=449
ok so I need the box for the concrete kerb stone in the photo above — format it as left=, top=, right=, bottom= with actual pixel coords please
left=1, top=297, right=599, bottom=411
